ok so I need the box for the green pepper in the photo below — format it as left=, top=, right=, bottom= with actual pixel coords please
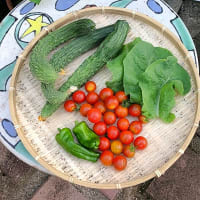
left=56, top=128, right=99, bottom=162
left=73, top=121, right=100, bottom=150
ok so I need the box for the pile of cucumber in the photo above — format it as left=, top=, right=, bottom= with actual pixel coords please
left=29, top=19, right=130, bottom=120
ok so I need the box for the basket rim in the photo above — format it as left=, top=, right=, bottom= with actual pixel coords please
left=9, top=6, right=200, bottom=189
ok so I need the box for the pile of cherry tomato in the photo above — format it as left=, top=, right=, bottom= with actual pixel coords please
left=64, top=81, right=148, bottom=171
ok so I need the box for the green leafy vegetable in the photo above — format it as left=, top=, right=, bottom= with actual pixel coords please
left=30, top=0, right=41, bottom=4
left=139, top=56, right=191, bottom=123
left=123, top=41, right=173, bottom=103
left=106, top=37, right=142, bottom=92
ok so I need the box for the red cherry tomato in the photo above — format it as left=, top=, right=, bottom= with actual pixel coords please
left=115, top=105, right=128, bottom=118
left=72, top=90, right=86, bottom=103
left=100, top=150, right=114, bottom=166
left=99, top=137, right=110, bottom=151
left=94, top=101, right=106, bottom=114
left=93, top=121, right=107, bottom=136
left=99, top=88, right=114, bottom=101
left=107, top=126, right=120, bottom=140
left=80, top=103, right=92, bottom=116
left=113, top=155, right=127, bottom=171
left=123, top=144, right=135, bottom=158
left=104, top=96, right=119, bottom=110
left=138, top=115, right=148, bottom=124
left=85, top=81, right=96, bottom=92
left=120, top=131, right=134, bottom=145
left=134, top=136, right=148, bottom=150
left=129, top=121, right=142, bottom=134
left=117, top=118, right=129, bottom=131
left=64, top=100, right=76, bottom=112
left=87, top=108, right=102, bottom=123
left=115, top=91, right=127, bottom=103
left=86, top=92, right=99, bottom=104
left=128, top=104, right=141, bottom=117
left=103, top=112, right=116, bottom=125
left=111, top=140, right=123, bottom=155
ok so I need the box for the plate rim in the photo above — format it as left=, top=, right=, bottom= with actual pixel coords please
left=9, top=6, right=200, bottom=189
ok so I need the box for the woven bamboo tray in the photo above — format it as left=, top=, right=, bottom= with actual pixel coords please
left=9, top=7, right=200, bottom=189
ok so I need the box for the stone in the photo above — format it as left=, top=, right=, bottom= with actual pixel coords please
left=189, top=135, right=200, bottom=154
left=146, top=148, right=200, bottom=200
left=164, top=0, right=183, bottom=13
left=99, top=189, right=119, bottom=200
left=193, top=32, right=200, bottom=65
left=178, top=0, right=200, bottom=37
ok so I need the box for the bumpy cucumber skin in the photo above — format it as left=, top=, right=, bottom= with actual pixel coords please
left=29, top=19, right=95, bottom=84
left=41, top=20, right=130, bottom=118
left=42, top=25, right=115, bottom=104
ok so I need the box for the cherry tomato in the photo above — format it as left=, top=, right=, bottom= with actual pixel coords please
left=94, top=101, right=106, bottom=114
left=128, top=104, right=141, bottom=117
left=100, top=150, right=114, bottom=166
left=123, top=144, right=135, bottom=158
left=115, top=91, right=127, bottom=103
left=80, top=103, right=92, bottom=116
left=93, top=121, right=107, bottom=136
left=87, top=108, right=102, bottom=123
left=115, top=105, right=128, bottom=118
left=104, top=96, right=119, bottom=110
left=86, top=92, right=99, bottom=104
left=111, top=140, right=123, bottom=155
left=85, top=81, right=96, bottom=92
left=139, top=115, right=148, bottom=124
left=103, top=112, right=116, bottom=125
left=72, top=90, right=86, bottom=103
left=134, top=136, right=148, bottom=150
left=107, top=126, right=120, bottom=140
left=99, top=88, right=114, bottom=101
left=113, top=155, right=127, bottom=171
left=117, top=118, right=129, bottom=131
left=129, top=121, right=142, bottom=135
left=64, top=100, right=76, bottom=112
left=99, top=137, right=110, bottom=151
left=120, top=131, right=134, bottom=145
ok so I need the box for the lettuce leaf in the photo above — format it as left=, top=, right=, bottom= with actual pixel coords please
left=123, top=41, right=172, bottom=103
left=106, top=37, right=142, bottom=92
left=139, top=56, right=191, bottom=123
left=30, top=0, right=41, bottom=4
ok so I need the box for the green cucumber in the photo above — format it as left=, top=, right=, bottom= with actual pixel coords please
left=29, top=19, right=95, bottom=84
left=40, top=20, right=130, bottom=118
left=41, top=25, right=115, bottom=104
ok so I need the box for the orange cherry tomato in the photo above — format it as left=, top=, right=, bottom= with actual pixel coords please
left=111, top=140, right=123, bottom=155
left=99, top=137, right=110, bottom=151
left=115, top=105, right=128, bottom=118
left=117, top=118, right=129, bottom=131
left=80, top=103, right=92, bottom=116
left=87, top=108, right=102, bottom=123
left=134, top=136, right=148, bottom=150
left=100, top=150, right=114, bottom=166
left=86, top=92, right=99, bottom=104
left=107, top=126, right=120, bottom=140
left=72, top=90, right=86, bottom=103
left=113, top=155, right=127, bottom=171
left=115, top=91, right=127, bottom=103
left=94, top=101, right=106, bottom=114
left=120, top=131, right=134, bottom=145
left=99, top=88, right=114, bottom=101
left=138, top=115, right=148, bottom=124
left=93, top=121, right=107, bottom=136
left=129, top=121, right=142, bottom=134
left=123, top=144, right=135, bottom=158
left=128, top=104, right=141, bottom=117
left=64, top=100, right=76, bottom=112
left=104, top=96, right=119, bottom=110
left=85, top=81, right=96, bottom=92
left=103, top=112, right=116, bottom=125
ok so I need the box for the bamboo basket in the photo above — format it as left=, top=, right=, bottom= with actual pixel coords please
left=9, top=7, right=200, bottom=189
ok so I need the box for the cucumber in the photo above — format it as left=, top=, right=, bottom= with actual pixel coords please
left=40, top=20, right=130, bottom=118
left=41, top=25, right=115, bottom=104
left=29, top=19, right=95, bottom=84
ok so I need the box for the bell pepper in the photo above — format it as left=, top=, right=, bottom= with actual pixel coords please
left=56, top=128, right=99, bottom=162
left=73, top=121, right=100, bottom=149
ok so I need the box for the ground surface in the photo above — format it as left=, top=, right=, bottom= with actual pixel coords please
left=0, top=0, right=200, bottom=199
